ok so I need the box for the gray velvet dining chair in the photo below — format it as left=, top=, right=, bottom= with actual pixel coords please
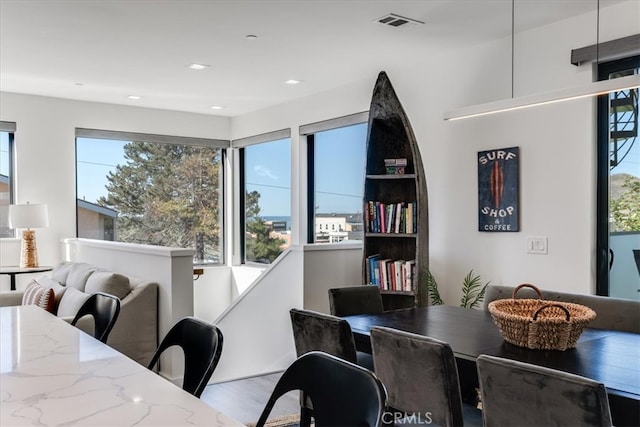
left=289, top=308, right=375, bottom=426
left=370, top=326, right=482, bottom=427
left=289, top=308, right=373, bottom=369
left=476, top=354, right=613, bottom=427
left=328, top=285, right=384, bottom=317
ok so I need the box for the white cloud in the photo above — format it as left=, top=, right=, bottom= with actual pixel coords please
left=254, top=165, right=278, bottom=180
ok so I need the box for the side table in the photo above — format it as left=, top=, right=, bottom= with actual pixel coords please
left=0, top=266, right=53, bottom=291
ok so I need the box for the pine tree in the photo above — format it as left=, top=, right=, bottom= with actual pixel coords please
left=98, top=141, right=222, bottom=262
left=245, top=190, right=286, bottom=263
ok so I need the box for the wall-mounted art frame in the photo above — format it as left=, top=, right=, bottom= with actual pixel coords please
left=478, top=146, right=519, bottom=232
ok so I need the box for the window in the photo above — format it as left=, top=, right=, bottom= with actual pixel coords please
left=76, top=129, right=228, bottom=265
left=0, top=122, right=15, bottom=238
left=596, top=56, right=640, bottom=299
left=238, top=131, right=291, bottom=264
left=303, top=113, right=368, bottom=243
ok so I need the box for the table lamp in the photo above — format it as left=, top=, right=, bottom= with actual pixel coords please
left=8, top=202, right=49, bottom=268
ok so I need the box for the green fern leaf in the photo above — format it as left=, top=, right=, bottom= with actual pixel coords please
left=425, top=270, right=444, bottom=305
left=460, top=270, right=490, bottom=309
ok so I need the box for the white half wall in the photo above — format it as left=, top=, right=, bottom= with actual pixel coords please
left=303, top=243, right=363, bottom=314
left=61, top=238, right=195, bottom=381
left=211, top=247, right=303, bottom=383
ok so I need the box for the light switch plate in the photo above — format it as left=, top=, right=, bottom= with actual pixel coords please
left=527, top=237, right=548, bottom=254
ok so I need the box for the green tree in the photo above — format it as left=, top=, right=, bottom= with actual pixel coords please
left=610, top=175, right=640, bottom=232
left=98, top=141, right=223, bottom=262
left=245, top=190, right=286, bottom=263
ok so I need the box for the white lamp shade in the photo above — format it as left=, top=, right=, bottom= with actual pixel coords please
left=8, top=204, right=49, bottom=229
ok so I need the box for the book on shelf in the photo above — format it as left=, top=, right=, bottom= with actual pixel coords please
left=365, top=200, right=417, bottom=234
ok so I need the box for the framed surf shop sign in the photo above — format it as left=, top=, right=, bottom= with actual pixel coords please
left=477, top=146, right=519, bottom=232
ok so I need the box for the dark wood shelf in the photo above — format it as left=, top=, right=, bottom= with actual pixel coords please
left=361, top=71, right=429, bottom=310
left=365, top=233, right=417, bottom=238
left=366, top=174, right=417, bottom=180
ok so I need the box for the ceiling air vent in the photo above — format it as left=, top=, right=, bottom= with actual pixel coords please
left=375, top=13, right=424, bottom=28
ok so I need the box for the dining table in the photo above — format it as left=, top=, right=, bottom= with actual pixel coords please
left=344, top=305, right=640, bottom=426
left=0, top=305, right=244, bottom=426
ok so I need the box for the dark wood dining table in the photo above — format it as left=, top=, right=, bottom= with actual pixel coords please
left=343, top=305, right=640, bottom=426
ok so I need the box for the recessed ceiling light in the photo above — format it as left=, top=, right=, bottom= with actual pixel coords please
left=187, top=63, right=210, bottom=70
left=245, top=34, right=258, bottom=40
left=127, top=95, right=141, bottom=100
left=210, top=105, right=224, bottom=110
left=285, top=79, right=302, bottom=85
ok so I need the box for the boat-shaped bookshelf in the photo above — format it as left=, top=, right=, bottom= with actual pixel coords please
left=362, top=71, right=429, bottom=309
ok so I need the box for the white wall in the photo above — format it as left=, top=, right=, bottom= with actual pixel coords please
left=0, top=93, right=230, bottom=269
left=303, top=243, right=363, bottom=314
left=230, top=1, right=640, bottom=304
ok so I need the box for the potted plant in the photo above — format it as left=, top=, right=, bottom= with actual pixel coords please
left=424, top=269, right=490, bottom=309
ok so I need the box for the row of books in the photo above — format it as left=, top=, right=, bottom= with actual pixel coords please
left=364, top=200, right=416, bottom=234
left=366, top=254, right=416, bottom=292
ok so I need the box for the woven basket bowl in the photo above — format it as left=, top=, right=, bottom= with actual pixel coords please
left=488, top=284, right=596, bottom=351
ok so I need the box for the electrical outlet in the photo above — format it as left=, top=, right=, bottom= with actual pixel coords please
left=527, top=237, right=548, bottom=254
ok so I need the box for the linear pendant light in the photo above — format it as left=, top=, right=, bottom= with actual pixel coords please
left=443, top=0, right=640, bottom=121
left=444, top=74, right=640, bottom=121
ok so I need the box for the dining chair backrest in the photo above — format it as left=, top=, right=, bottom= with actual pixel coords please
left=371, top=326, right=482, bottom=427
left=71, top=292, right=121, bottom=344
left=289, top=308, right=358, bottom=363
left=328, top=286, right=384, bottom=317
left=256, top=351, right=387, bottom=427
left=147, top=316, right=223, bottom=398
left=477, top=355, right=613, bottom=427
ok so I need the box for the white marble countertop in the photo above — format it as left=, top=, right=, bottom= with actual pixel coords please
left=1, top=305, right=244, bottom=426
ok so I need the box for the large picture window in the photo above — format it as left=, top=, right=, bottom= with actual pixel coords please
left=76, top=129, right=227, bottom=265
left=596, top=56, right=640, bottom=299
left=239, top=132, right=291, bottom=264
left=304, top=114, right=367, bottom=243
left=0, top=122, right=15, bottom=238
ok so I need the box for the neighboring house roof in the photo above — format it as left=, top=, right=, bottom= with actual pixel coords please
left=77, top=199, right=118, bottom=218
left=0, top=174, right=8, bottom=185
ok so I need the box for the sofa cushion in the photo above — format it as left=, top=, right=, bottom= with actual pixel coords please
left=85, top=271, right=131, bottom=299
left=36, top=276, right=68, bottom=313
left=51, top=262, right=75, bottom=284
left=65, top=263, right=98, bottom=292
left=57, top=286, right=91, bottom=318
left=22, top=280, right=55, bottom=313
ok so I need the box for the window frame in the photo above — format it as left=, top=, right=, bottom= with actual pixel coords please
left=596, top=55, right=640, bottom=296
left=301, top=112, right=369, bottom=244
left=234, top=129, right=292, bottom=265
left=0, top=121, right=16, bottom=238
left=74, top=128, right=229, bottom=265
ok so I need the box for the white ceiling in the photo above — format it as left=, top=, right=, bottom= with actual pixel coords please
left=0, top=0, right=621, bottom=117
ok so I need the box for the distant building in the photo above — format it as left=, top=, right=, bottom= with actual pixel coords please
left=77, top=199, right=118, bottom=241
left=315, top=213, right=363, bottom=243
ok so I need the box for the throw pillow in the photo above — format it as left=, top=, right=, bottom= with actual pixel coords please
left=22, top=279, right=56, bottom=314
left=56, top=286, right=91, bottom=318
left=85, top=271, right=130, bottom=299
left=36, top=276, right=68, bottom=313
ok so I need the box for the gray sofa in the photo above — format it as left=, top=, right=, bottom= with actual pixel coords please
left=484, top=284, right=640, bottom=333
left=0, top=262, right=158, bottom=365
